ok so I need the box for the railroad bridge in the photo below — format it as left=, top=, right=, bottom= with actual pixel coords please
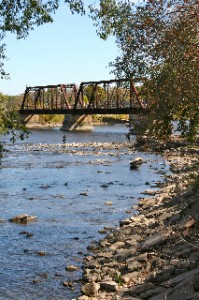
left=20, top=79, right=146, bottom=131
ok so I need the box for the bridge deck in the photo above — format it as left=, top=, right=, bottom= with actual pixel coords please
left=20, top=79, right=146, bottom=115
left=19, top=107, right=144, bottom=115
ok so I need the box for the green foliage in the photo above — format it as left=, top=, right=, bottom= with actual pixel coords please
left=0, top=0, right=85, bottom=78
left=0, top=93, right=29, bottom=143
left=6, top=94, right=24, bottom=108
left=0, top=0, right=84, bottom=39
left=101, top=114, right=127, bottom=122
left=38, top=114, right=64, bottom=124
left=90, top=0, right=199, bottom=141
left=92, top=114, right=103, bottom=123
left=0, top=0, right=198, bottom=143
left=0, top=0, right=85, bottom=143
left=113, top=274, right=123, bottom=286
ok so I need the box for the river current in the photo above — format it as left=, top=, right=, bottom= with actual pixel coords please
left=0, top=125, right=169, bottom=300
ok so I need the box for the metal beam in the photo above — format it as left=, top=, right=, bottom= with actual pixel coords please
left=20, top=79, right=146, bottom=115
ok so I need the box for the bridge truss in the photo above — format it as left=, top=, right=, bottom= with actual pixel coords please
left=20, top=79, right=145, bottom=115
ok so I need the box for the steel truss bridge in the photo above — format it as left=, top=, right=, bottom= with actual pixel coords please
left=20, top=79, right=146, bottom=115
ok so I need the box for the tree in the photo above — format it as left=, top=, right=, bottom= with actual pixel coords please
left=0, top=0, right=85, bottom=144
left=1, top=0, right=198, bottom=142
left=0, top=0, right=85, bottom=78
left=0, top=93, right=29, bottom=144
left=90, top=0, right=199, bottom=141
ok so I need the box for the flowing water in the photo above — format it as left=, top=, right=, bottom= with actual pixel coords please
left=0, top=125, right=169, bottom=300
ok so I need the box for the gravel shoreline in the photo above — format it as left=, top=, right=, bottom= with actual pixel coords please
left=77, top=143, right=199, bottom=300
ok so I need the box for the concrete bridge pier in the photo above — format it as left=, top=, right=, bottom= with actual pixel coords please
left=20, top=114, right=40, bottom=126
left=61, top=114, right=93, bottom=131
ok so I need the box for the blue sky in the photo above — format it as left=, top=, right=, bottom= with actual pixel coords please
left=0, top=5, right=119, bottom=95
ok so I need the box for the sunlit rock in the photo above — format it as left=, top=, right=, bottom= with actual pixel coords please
left=9, top=214, right=37, bottom=224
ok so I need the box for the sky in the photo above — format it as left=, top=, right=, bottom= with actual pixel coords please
left=0, top=4, right=119, bottom=95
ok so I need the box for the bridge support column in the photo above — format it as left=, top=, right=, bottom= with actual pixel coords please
left=61, top=114, right=93, bottom=131
left=20, top=114, right=40, bottom=126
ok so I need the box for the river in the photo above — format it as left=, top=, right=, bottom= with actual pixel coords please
left=0, top=125, right=169, bottom=300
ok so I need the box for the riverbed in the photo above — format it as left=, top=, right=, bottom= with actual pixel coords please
left=0, top=125, right=170, bottom=300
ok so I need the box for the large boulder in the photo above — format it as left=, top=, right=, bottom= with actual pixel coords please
left=130, top=157, right=143, bottom=169
left=81, top=281, right=100, bottom=297
left=9, top=214, right=37, bottom=224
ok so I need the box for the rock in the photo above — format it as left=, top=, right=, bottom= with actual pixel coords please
left=98, top=229, right=108, bottom=234
left=158, top=211, right=177, bottom=222
left=126, top=258, right=143, bottom=272
left=104, top=201, right=113, bottom=206
left=147, top=268, right=175, bottom=284
left=79, top=192, right=89, bottom=196
left=99, top=239, right=110, bottom=248
left=134, top=157, right=143, bottom=163
left=130, top=214, right=146, bottom=222
left=55, top=272, right=65, bottom=277
left=129, top=282, right=155, bottom=296
left=81, top=281, right=100, bottom=296
left=146, top=287, right=174, bottom=300
left=97, top=258, right=113, bottom=265
left=87, top=242, right=100, bottom=252
left=97, top=252, right=113, bottom=259
left=189, top=252, right=199, bottom=267
left=104, top=226, right=115, bottom=231
left=37, top=251, right=46, bottom=256
left=193, top=275, right=199, bottom=292
left=122, top=272, right=142, bottom=284
left=77, top=296, right=90, bottom=300
left=140, top=286, right=170, bottom=299
left=32, top=278, right=40, bottom=284
left=9, top=214, right=37, bottom=223
left=140, top=231, right=169, bottom=251
left=138, top=197, right=157, bottom=208
left=114, top=249, right=136, bottom=262
left=65, top=265, right=80, bottom=272
left=119, top=218, right=132, bottom=226
left=130, top=157, right=143, bottom=169
left=84, top=261, right=100, bottom=270
left=79, top=149, right=199, bottom=300
left=141, top=189, right=158, bottom=196
left=100, top=184, right=109, bottom=188
left=63, top=281, right=74, bottom=287
left=125, top=234, right=142, bottom=244
left=109, top=241, right=125, bottom=251
left=39, top=184, right=51, bottom=189
left=168, top=213, right=181, bottom=223
left=161, top=268, right=199, bottom=287
left=130, top=162, right=139, bottom=169
left=100, top=280, right=118, bottom=292
left=125, top=239, right=139, bottom=248
left=19, top=231, right=33, bottom=238
left=184, top=218, right=196, bottom=229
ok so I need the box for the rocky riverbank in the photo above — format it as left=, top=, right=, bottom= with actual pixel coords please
left=77, top=144, right=199, bottom=300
